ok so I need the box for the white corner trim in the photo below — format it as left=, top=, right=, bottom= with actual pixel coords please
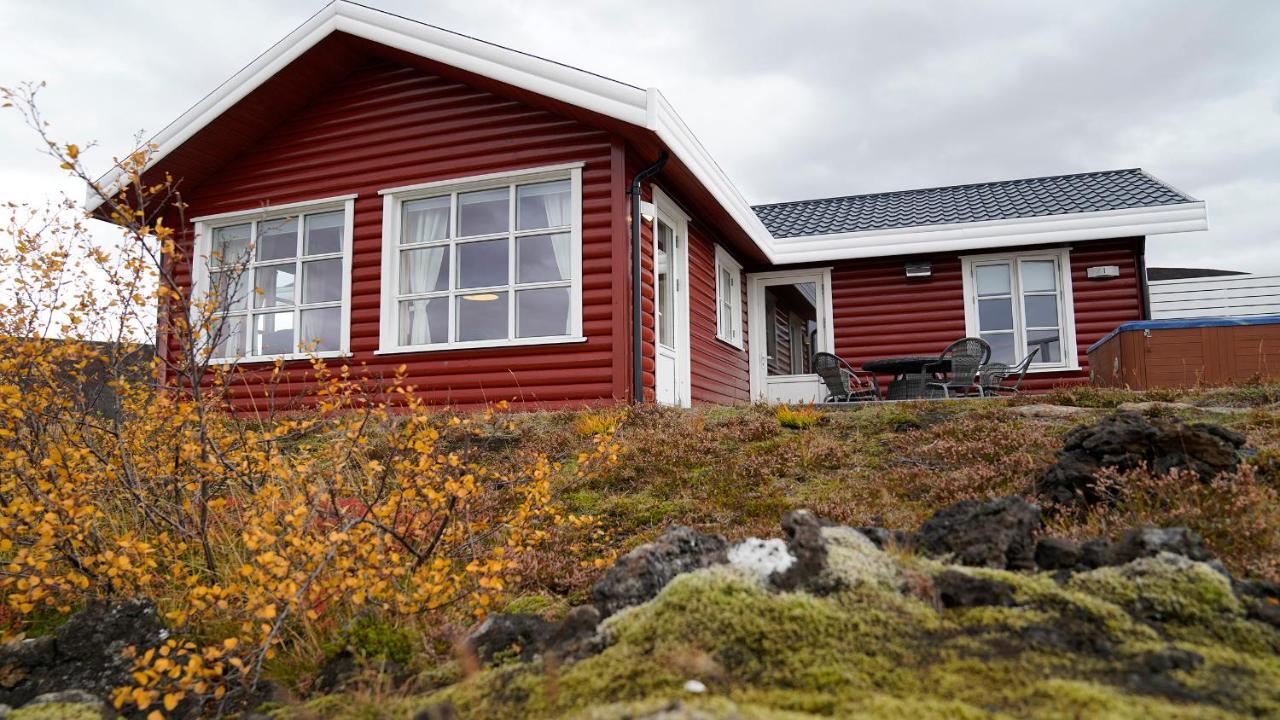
left=771, top=202, right=1207, bottom=264
left=959, top=247, right=1080, bottom=373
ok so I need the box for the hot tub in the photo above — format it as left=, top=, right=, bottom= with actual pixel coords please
left=1087, top=315, right=1280, bottom=389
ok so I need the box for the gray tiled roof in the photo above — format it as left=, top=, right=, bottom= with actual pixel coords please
left=752, top=168, right=1196, bottom=239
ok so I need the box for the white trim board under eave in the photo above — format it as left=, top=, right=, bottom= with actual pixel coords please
left=84, top=1, right=779, bottom=259
left=767, top=202, right=1207, bottom=264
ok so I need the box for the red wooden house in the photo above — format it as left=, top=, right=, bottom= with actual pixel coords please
left=88, top=2, right=1208, bottom=409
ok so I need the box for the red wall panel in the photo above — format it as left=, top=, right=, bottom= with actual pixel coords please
left=170, top=57, right=622, bottom=410
left=829, top=239, right=1145, bottom=393
left=686, top=217, right=751, bottom=405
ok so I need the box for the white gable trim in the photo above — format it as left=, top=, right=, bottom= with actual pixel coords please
left=86, top=1, right=778, bottom=258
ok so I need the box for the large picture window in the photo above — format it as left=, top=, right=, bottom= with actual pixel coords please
left=193, top=196, right=354, bottom=363
left=379, top=164, right=584, bottom=353
left=961, top=249, right=1077, bottom=370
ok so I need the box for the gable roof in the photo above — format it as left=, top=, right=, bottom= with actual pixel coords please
left=90, top=2, right=1208, bottom=265
left=87, top=0, right=775, bottom=255
left=754, top=168, right=1196, bottom=239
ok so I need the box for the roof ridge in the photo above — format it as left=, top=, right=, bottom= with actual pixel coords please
left=751, top=168, right=1148, bottom=210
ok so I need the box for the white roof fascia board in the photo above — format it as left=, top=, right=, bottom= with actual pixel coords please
left=767, top=202, right=1207, bottom=265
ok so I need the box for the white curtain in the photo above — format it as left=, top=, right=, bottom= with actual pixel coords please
left=403, top=199, right=449, bottom=245
left=401, top=246, right=447, bottom=295
left=551, top=233, right=570, bottom=280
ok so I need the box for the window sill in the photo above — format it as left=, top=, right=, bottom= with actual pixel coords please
left=375, top=335, right=587, bottom=355
left=715, top=334, right=744, bottom=351
left=1025, top=363, right=1081, bottom=374
left=207, top=350, right=350, bottom=366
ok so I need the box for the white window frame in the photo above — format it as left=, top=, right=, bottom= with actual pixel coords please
left=714, top=244, right=744, bottom=349
left=191, top=194, right=355, bottom=365
left=960, top=247, right=1079, bottom=372
left=376, top=163, right=585, bottom=354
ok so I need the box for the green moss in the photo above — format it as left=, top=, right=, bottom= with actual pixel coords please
left=10, top=703, right=107, bottom=720
left=321, top=613, right=415, bottom=666
left=1068, top=553, right=1241, bottom=625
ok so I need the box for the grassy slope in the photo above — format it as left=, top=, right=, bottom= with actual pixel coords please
left=270, top=384, right=1280, bottom=718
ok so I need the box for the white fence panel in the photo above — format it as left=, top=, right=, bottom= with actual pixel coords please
left=1149, top=274, right=1280, bottom=320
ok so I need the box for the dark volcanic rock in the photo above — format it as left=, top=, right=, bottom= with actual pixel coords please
left=1035, top=537, right=1082, bottom=571
left=856, top=526, right=912, bottom=550
left=1036, top=411, right=1246, bottom=508
left=771, top=510, right=838, bottom=593
left=1080, top=538, right=1117, bottom=569
left=0, top=597, right=167, bottom=708
left=591, top=526, right=729, bottom=617
left=463, top=605, right=603, bottom=667
left=934, top=570, right=1016, bottom=608
left=464, top=614, right=551, bottom=664
left=1112, top=527, right=1215, bottom=565
left=913, top=497, right=1042, bottom=570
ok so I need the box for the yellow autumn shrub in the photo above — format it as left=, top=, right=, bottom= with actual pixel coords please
left=0, top=83, right=617, bottom=718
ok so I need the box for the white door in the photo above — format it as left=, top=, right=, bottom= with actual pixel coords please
left=653, top=217, right=684, bottom=405
left=748, top=269, right=835, bottom=403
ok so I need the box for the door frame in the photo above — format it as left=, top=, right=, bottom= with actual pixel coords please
left=747, top=267, right=835, bottom=401
left=651, top=185, right=691, bottom=407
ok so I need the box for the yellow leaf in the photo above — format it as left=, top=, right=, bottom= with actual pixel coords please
left=148, top=712, right=164, bottom=720
left=163, top=692, right=181, bottom=711
left=66, top=144, right=80, bottom=159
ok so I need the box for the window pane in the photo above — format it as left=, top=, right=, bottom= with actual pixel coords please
left=516, top=286, right=570, bottom=338
left=1027, top=329, right=1062, bottom=364
left=656, top=223, right=674, bottom=348
left=254, top=265, right=296, bottom=308
left=257, top=217, right=298, bottom=261
left=978, top=297, right=1013, bottom=331
left=1024, top=294, right=1060, bottom=328
left=457, top=291, right=508, bottom=341
left=210, top=270, right=248, bottom=312
left=402, top=196, right=450, bottom=245
left=299, top=307, right=341, bottom=352
left=982, top=332, right=1016, bottom=365
left=304, top=211, right=344, bottom=255
left=457, top=238, right=508, bottom=289
left=211, top=223, right=250, bottom=267
left=458, top=188, right=509, bottom=237
left=211, top=315, right=245, bottom=359
left=254, top=311, right=295, bottom=356
left=1021, top=260, right=1057, bottom=293
left=516, top=180, right=571, bottom=230
left=400, top=246, right=450, bottom=295
left=399, top=297, right=449, bottom=346
left=302, top=258, right=342, bottom=304
left=516, top=233, right=570, bottom=283
left=975, top=264, right=1011, bottom=296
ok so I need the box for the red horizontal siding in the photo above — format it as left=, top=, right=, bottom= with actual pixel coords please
left=169, top=57, right=623, bottom=410
left=830, top=239, right=1144, bottom=393
left=687, top=216, right=750, bottom=405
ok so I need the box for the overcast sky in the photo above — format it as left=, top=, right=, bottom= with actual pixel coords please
left=2, top=0, right=1277, bottom=271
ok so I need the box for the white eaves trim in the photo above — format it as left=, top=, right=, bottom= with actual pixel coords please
left=85, top=1, right=779, bottom=258
left=769, top=201, right=1208, bottom=264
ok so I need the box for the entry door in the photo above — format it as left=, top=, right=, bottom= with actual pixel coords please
left=748, top=269, right=834, bottom=403
left=653, top=215, right=688, bottom=405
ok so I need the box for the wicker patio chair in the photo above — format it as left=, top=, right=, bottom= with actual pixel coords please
left=978, top=347, right=1040, bottom=397
left=923, top=337, right=992, bottom=398
left=813, top=352, right=880, bottom=402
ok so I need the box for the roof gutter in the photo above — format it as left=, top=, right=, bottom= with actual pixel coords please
left=629, top=151, right=668, bottom=404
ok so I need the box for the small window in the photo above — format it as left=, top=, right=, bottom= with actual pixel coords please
left=379, top=166, right=583, bottom=353
left=714, top=245, right=743, bottom=348
left=962, top=249, right=1076, bottom=370
left=197, top=200, right=352, bottom=363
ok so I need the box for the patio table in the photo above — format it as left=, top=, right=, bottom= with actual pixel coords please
left=861, top=356, right=952, bottom=400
